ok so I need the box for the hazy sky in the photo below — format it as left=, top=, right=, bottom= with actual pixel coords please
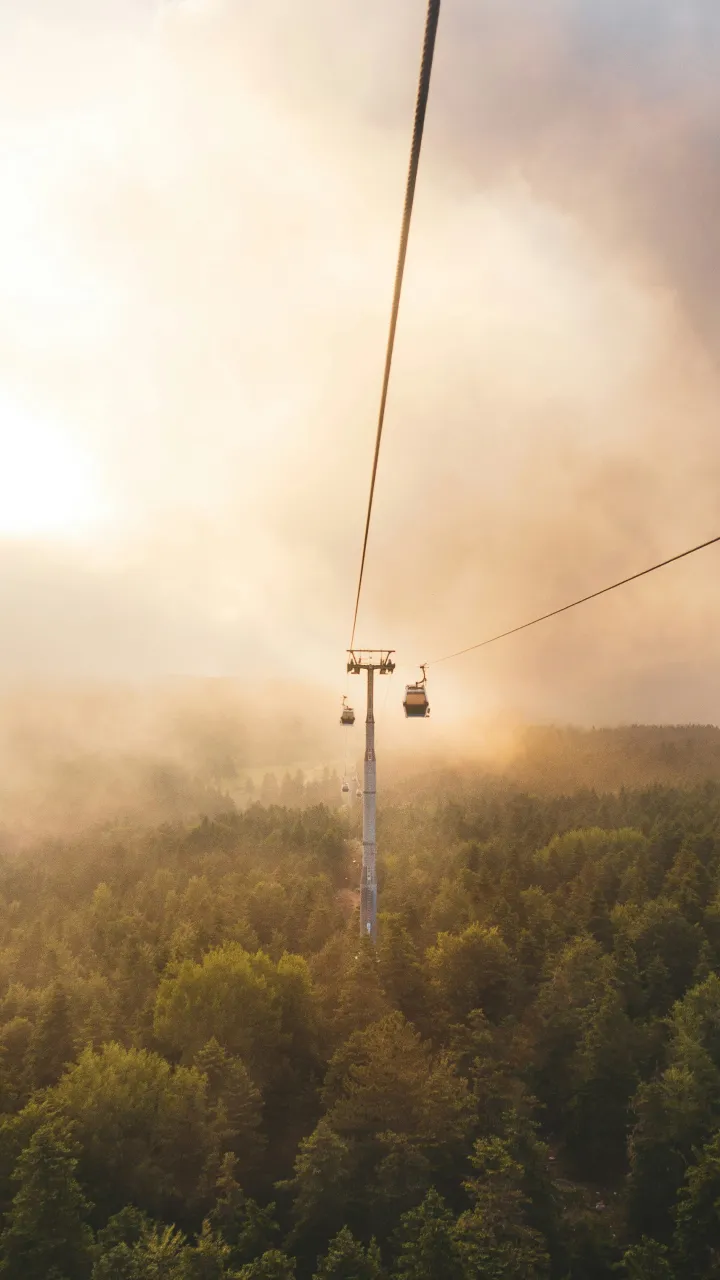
left=2, top=0, right=720, bottom=725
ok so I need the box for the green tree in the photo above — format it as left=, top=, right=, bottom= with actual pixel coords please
left=181, top=1220, right=232, bottom=1280
left=155, top=945, right=318, bottom=1096
left=531, top=936, right=614, bottom=1131
left=392, top=1188, right=465, bottom=1280
left=92, top=1208, right=189, bottom=1278
left=208, top=1153, right=279, bottom=1268
left=194, top=1039, right=264, bottom=1175
left=279, top=1120, right=355, bottom=1245
left=332, top=939, right=391, bottom=1043
left=122, top=1224, right=186, bottom=1279
left=312, top=1226, right=384, bottom=1280
left=377, top=916, right=426, bottom=1027
left=673, top=1126, right=720, bottom=1279
left=49, top=1043, right=217, bottom=1221
left=455, top=1135, right=551, bottom=1279
left=91, top=1241, right=143, bottom=1279
left=628, top=1067, right=709, bottom=1241
left=449, top=1012, right=529, bottom=1137
left=616, top=899, right=702, bottom=1014
left=0, top=1017, right=33, bottom=1112
left=427, top=924, right=515, bottom=1024
left=664, top=845, right=707, bottom=922
left=628, top=975, right=720, bottom=1238
left=237, top=1250, right=296, bottom=1280
left=0, top=1119, right=93, bottom=1280
left=370, top=1133, right=431, bottom=1240
left=619, top=1236, right=675, bottom=1279
left=247, top=882, right=289, bottom=949
left=567, top=987, right=639, bottom=1177
left=268, top=952, right=323, bottom=1133
left=25, top=982, right=75, bottom=1091
left=154, top=945, right=284, bottom=1073
left=92, top=1205, right=149, bottom=1277
left=322, top=1013, right=470, bottom=1157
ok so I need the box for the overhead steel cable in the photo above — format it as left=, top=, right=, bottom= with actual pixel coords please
left=430, top=534, right=720, bottom=665
left=349, top=0, right=442, bottom=649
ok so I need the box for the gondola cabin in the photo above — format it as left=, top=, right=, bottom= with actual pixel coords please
left=403, top=668, right=430, bottom=718
left=341, top=781, right=350, bottom=794
left=340, top=698, right=355, bottom=727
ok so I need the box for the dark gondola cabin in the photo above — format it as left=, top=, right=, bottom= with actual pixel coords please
left=403, top=685, right=429, bottom=717
left=340, top=697, right=355, bottom=727
left=403, top=666, right=430, bottom=718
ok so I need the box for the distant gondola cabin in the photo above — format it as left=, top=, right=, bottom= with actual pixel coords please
left=340, top=700, right=355, bottom=727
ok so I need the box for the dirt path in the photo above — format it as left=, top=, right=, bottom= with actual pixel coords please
left=335, top=839, right=361, bottom=916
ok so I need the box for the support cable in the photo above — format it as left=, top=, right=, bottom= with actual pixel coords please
left=430, top=534, right=720, bottom=665
left=349, top=0, right=442, bottom=648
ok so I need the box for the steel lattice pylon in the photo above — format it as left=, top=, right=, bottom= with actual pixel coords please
left=347, top=651, right=395, bottom=941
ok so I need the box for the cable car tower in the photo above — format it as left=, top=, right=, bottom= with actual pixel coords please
left=347, top=649, right=395, bottom=941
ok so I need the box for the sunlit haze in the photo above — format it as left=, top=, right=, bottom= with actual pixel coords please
left=1, top=0, right=720, bottom=727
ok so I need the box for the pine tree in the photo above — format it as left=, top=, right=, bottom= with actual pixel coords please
left=673, top=1126, right=720, bottom=1279
left=181, top=1220, right=232, bottom=1280
left=333, top=938, right=391, bottom=1042
left=194, top=1039, right=264, bottom=1171
left=278, top=1120, right=354, bottom=1244
left=392, top=1188, right=464, bottom=1280
left=312, top=1227, right=384, bottom=1280
left=92, top=1220, right=188, bottom=1279
left=78, top=999, right=115, bottom=1053
left=0, top=1016, right=33, bottom=1112
left=25, top=983, right=75, bottom=1091
left=621, top=1236, right=676, bottom=1279
left=455, top=1135, right=551, bottom=1279
left=371, top=1133, right=431, bottom=1239
left=93, top=1204, right=149, bottom=1252
left=91, top=1207, right=191, bottom=1279
left=567, top=987, right=639, bottom=1178
left=0, top=1120, right=93, bottom=1279
left=237, top=1250, right=296, bottom=1280
left=427, top=924, right=515, bottom=1024
left=377, top=916, right=426, bottom=1027
left=91, top=1244, right=138, bottom=1279
left=131, top=1223, right=188, bottom=1276
left=208, top=1153, right=279, bottom=1267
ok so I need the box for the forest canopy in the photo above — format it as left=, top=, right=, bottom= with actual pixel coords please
left=0, top=737, right=719, bottom=1276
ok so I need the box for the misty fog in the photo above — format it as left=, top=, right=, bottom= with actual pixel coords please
left=1, top=0, right=720, bottom=821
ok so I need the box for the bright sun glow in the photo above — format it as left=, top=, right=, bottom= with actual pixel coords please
left=0, top=393, right=106, bottom=538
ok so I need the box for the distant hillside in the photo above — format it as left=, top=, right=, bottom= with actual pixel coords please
left=3, top=713, right=720, bottom=850
left=382, top=724, right=720, bottom=806
left=508, top=724, right=720, bottom=792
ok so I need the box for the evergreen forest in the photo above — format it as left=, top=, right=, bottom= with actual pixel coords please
left=1, top=738, right=720, bottom=1277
